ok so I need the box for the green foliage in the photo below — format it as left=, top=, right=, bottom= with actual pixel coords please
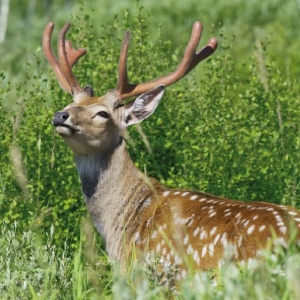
left=0, top=222, right=71, bottom=299
left=0, top=52, right=84, bottom=248
left=1, top=0, right=300, bottom=298
left=0, top=221, right=113, bottom=299
left=128, top=37, right=300, bottom=204
left=1, top=222, right=300, bottom=299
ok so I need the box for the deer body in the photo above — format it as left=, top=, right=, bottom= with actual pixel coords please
left=75, top=138, right=300, bottom=272
left=43, top=21, right=300, bottom=276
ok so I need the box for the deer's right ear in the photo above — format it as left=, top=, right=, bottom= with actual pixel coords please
left=122, top=85, right=165, bottom=127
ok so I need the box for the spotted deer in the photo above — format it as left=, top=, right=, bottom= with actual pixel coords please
left=43, top=21, right=300, bottom=278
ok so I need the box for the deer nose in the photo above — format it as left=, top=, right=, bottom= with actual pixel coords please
left=52, top=111, right=70, bottom=126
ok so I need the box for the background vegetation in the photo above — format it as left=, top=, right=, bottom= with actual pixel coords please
left=0, top=0, right=300, bottom=298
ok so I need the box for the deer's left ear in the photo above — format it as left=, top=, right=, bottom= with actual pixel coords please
left=122, top=85, right=165, bottom=126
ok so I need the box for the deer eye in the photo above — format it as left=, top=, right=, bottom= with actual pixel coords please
left=96, top=111, right=109, bottom=119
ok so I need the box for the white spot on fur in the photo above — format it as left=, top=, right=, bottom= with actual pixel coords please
left=182, top=192, right=190, bottom=196
left=187, top=219, right=194, bottom=227
left=279, top=226, right=287, bottom=234
left=142, top=197, right=151, bottom=208
left=210, top=226, right=217, bottom=236
left=199, top=229, right=207, bottom=240
left=190, top=195, right=198, bottom=201
left=209, top=211, right=217, bottom=218
left=259, top=225, right=266, bottom=232
left=175, top=217, right=190, bottom=225
left=163, top=191, right=170, bottom=197
left=247, top=225, right=255, bottom=235
left=201, top=245, right=207, bottom=257
left=221, top=233, right=228, bottom=247
left=242, top=219, right=250, bottom=227
left=237, top=236, right=243, bottom=247
left=214, top=233, right=221, bottom=245
left=277, top=221, right=285, bottom=227
left=151, top=230, right=158, bottom=239
left=175, top=254, right=183, bottom=265
left=156, top=243, right=161, bottom=252
left=187, top=244, right=193, bottom=255
left=135, top=232, right=140, bottom=244
left=218, top=259, right=225, bottom=268
left=193, top=227, right=200, bottom=237
left=183, top=235, right=189, bottom=245
left=193, top=250, right=200, bottom=265
left=276, top=237, right=287, bottom=247
left=288, top=211, right=297, bottom=216
left=235, top=212, right=242, bottom=219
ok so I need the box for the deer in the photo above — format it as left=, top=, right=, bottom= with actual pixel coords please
left=43, top=21, right=300, bottom=280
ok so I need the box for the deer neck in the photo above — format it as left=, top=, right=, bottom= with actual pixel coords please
left=74, top=138, right=155, bottom=260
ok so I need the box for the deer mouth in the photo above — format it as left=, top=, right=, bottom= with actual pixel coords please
left=54, top=124, right=79, bottom=137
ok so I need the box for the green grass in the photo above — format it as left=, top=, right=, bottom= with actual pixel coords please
left=1, top=222, right=300, bottom=299
left=1, top=0, right=300, bottom=298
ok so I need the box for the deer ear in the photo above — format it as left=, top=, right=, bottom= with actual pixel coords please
left=123, top=85, right=165, bottom=126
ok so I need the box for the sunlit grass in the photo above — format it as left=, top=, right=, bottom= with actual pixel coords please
left=1, top=222, right=300, bottom=299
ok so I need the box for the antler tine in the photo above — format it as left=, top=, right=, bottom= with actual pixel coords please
left=186, top=36, right=218, bottom=73
left=65, top=39, right=87, bottom=67
left=117, top=30, right=133, bottom=95
left=178, top=22, right=218, bottom=76
left=42, top=22, right=71, bottom=93
left=116, top=21, right=218, bottom=101
left=57, top=22, right=86, bottom=98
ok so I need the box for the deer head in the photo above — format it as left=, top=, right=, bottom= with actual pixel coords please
left=42, top=21, right=218, bottom=156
